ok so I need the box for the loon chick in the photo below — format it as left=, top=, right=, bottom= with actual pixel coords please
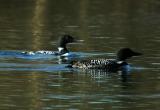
left=69, top=48, right=142, bottom=71
left=22, top=34, right=75, bottom=56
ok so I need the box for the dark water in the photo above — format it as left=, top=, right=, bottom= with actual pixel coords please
left=0, top=0, right=160, bottom=110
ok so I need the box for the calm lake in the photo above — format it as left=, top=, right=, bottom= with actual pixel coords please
left=0, top=0, right=160, bottom=110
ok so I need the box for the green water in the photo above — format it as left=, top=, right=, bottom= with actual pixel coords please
left=0, top=0, right=160, bottom=110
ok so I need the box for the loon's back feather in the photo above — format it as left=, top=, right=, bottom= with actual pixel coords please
left=72, top=58, right=127, bottom=70
left=22, top=51, right=57, bottom=55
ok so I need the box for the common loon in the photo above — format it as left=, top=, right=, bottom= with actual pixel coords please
left=22, top=34, right=75, bottom=56
left=68, top=48, right=142, bottom=71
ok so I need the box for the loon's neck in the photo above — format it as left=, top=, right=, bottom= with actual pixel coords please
left=116, top=60, right=128, bottom=66
left=58, top=47, right=64, bottom=52
left=117, top=61, right=124, bottom=64
left=58, top=47, right=69, bottom=55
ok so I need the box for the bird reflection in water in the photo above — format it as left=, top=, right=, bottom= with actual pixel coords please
left=75, top=67, right=131, bottom=83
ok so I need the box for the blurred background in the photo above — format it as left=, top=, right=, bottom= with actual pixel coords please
left=0, top=0, right=160, bottom=110
left=0, top=0, right=159, bottom=52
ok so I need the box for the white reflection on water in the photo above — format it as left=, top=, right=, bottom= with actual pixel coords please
left=0, top=50, right=112, bottom=59
left=0, top=63, right=70, bottom=72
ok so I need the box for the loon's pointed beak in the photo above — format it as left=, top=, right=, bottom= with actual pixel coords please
left=72, top=38, right=76, bottom=42
left=71, top=37, right=84, bottom=44
left=76, top=39, right=84, bottom=43
left=132, top=51, right=142, bottom=56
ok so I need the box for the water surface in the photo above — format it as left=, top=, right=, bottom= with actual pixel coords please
left=0, top=0, right=160, bottom=110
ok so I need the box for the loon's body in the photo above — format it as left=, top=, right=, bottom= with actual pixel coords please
left=22, top=35, right=75, bottom=56
left=72, top=59, right=127, bottom=70
left=69, top=48, right=142, bottom=71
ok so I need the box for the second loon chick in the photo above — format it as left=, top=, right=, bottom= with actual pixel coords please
left=69, top=48, right=142, bottom=71
left=22, top=34, right=75, bottom=56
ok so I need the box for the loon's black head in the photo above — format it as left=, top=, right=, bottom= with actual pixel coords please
left=58, top=35, right=75, bottom=47
left=58, top=34, right=75, bottom=54
left=117, top=48, right=142, bottom=61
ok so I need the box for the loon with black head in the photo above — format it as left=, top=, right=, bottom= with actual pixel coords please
left=69, top=48, right=142, bottom=71
left=22, top=34, right=75, bottom=56
left=57, top=34, right=75, bottom=55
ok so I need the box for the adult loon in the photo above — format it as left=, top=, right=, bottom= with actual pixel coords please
left=22, top=34, right=75, bottom=56
left=68, top=48, right=142, bottom=71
